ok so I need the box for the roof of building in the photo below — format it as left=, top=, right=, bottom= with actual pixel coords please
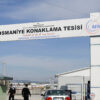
left=0, top=74, right=13, bottom=80
left=55, top=67, right=90, bottom=77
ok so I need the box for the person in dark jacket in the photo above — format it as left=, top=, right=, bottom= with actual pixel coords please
left=22, top=84, right=31, bottom=100
left=8, top=84, right=16, bottom=100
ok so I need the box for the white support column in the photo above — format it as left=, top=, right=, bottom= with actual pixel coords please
left=90, top=36, right=100, bottom=100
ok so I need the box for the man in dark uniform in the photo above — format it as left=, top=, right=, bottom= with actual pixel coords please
left=22, top=84, right=31, bottom=100
left=8, top=84, right=16, bottom=100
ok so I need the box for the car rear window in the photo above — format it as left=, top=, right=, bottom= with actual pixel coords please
left=46, top=90, right=68, bottom=95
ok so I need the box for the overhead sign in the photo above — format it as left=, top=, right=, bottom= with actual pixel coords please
left=0, top=18, right=100, bottom=41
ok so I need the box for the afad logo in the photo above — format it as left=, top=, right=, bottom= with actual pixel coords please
left=86, top=20, right=100, bottom=34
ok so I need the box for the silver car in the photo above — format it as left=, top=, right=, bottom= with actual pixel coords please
left=41, top=90, right=71, bottom=100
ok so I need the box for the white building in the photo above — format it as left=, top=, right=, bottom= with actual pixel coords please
left=56, top=67, right=91, bottom=100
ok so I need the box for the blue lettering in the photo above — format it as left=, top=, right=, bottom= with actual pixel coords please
left=92, top=24, right=100, bottom=29
left=92, top=25, right=96, bottom=29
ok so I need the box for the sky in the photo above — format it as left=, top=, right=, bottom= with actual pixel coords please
left=0, top=0, right=99, bottom=81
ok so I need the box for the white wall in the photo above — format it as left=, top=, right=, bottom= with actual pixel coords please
left=57, top=68, right=90, bottom=88
left=58, top=76, right=83, bottom=88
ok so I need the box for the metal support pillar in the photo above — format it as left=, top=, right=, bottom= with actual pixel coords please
left=90, top=36, right=100, bottom=100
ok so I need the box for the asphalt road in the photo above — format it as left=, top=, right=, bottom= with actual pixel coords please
left=7, top=95, right=42, bottom=100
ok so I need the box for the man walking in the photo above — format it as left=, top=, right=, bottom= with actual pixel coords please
left=8, top=84, right=16, bottom=100
left=22, top=84, right=31, bottom=100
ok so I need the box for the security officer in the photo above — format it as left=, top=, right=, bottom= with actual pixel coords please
left=22, top=84, right=31, bottom=100
left=8, top=84, right=16, bottom=100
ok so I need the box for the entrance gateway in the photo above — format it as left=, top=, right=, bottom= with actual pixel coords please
left=0, top=12, right=100, bottom=100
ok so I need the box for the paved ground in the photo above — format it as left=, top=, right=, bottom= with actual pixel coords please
left=7, top=95, right=42, bottom=100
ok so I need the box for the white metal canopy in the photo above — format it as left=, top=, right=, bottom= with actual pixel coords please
left=0, top=12, right=100, bottom=100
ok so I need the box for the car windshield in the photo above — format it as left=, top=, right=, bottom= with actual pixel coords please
left=46, top=90, right=68, bottom=95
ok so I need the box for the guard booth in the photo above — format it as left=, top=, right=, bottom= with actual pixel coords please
left=0, top=74, right=13, bottom=100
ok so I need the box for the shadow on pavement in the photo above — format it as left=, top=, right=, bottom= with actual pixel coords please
left=15, top=99, right=23, bottom=100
